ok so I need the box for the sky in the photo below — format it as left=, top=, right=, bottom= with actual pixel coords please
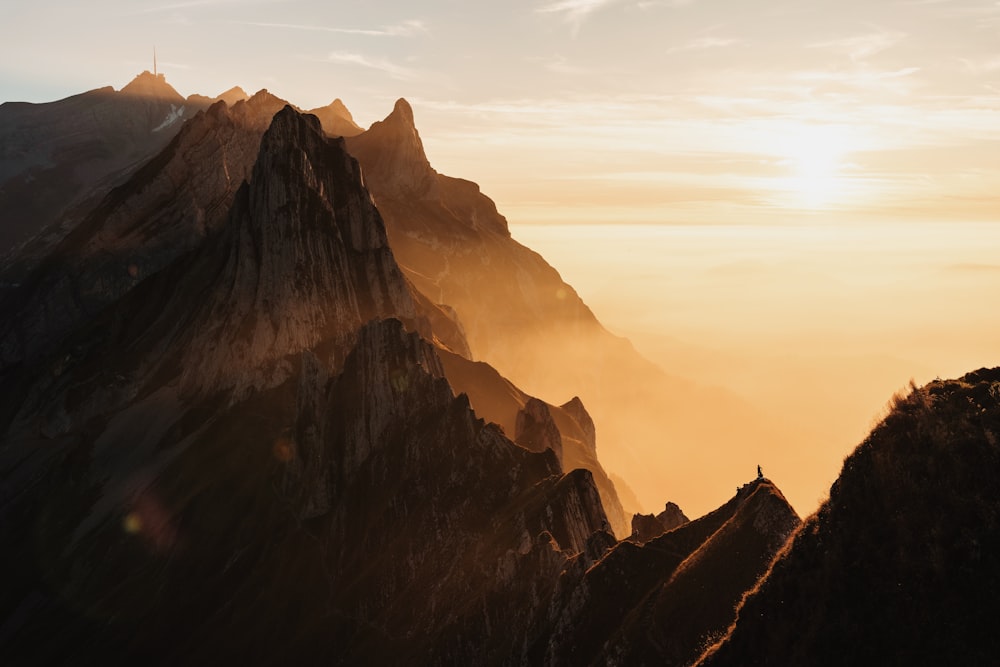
left=2, top=0, right=999, bottom=226
left=2, top=0, right=1000, bottom=516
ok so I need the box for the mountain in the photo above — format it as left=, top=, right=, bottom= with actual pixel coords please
left=2, top=75, right=786, bottom=517
left=306, top=98, right=364, bottom=138
left=0, top=81, right=623, bottom=539
left=696, top=369, right=1000, bottom=666
left=10, top=75, right=994, bottom=665
left=0, top=103, right=614, bottom=665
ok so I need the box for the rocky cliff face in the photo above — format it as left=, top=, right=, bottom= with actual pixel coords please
left=696, top=370, right=1000, bottom=667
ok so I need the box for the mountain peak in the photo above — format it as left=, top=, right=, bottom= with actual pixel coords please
left=345, top=98, right=437, bottom=199
left=307, top=98, right=363, bottom=138
left=390, top=97, right=415, bottom=125
left=215, top=85, right=248, bottom=106
left=120, top=70, right=184, bottom=103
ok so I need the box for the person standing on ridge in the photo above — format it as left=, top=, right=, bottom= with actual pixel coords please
left=757, top=465, right=763, bottom=480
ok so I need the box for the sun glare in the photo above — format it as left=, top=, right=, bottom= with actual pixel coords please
left=775, top=124, right=853, bottom=209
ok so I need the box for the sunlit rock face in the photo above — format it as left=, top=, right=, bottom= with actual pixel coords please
left=0, top=105, right=614, bottom=665
left=696, top=370, right=1000, bottom=667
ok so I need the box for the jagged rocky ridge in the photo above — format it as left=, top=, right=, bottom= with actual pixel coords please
left=630, top=500, right=691, bottom=543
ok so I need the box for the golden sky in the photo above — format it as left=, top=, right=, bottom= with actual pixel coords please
left=2, top=0, right=998, bottom=225
left=3, top=0, right=999, bottom=516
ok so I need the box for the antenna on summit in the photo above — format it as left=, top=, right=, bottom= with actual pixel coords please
left=153, top=46, right=158, bottom=77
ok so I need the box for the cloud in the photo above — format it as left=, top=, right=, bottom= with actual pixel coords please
left=958, top=55, right=1000, bottom=74
left=239, top=19, right=427, bottom=37
left=668, top=37, right=737, bottom=53
left=637, top=0, right=697, bottom=8
left=326, top=52, right=418, bottom=80
left=537, top=0, right=625, bottom=31
left=134, top=0, right=288, bottom=14
left=810, top=31, right=906, bottom=62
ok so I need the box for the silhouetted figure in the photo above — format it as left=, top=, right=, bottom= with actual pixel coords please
left=757, top=465, right=763, bottom=479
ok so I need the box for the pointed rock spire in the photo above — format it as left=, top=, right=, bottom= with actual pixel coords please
left=345, top=97, right=438, bottom=198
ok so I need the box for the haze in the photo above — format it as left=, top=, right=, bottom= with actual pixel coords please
left=3, top=0, right=998, bottom=517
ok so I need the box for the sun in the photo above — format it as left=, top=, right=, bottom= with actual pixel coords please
left=775, top=124, right=853, bottom=209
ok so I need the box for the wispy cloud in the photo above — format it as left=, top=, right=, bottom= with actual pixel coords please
left=637, top=0, right=697, bottom=8
left=958, top=55, right=1000, bottom=74
left=810, top=31, right=906, bottom=62
left=326, top=52, right=418, bottom=80
left=239, top=19, right=427, bottom=37
left=668, top=37, right=737, bottom=53
left=133, top=0, right=287, bottom=14
left=537, top=0, right=625, bottom=32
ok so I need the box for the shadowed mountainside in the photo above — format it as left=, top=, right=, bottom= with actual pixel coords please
left=541, top=478, right=798, bottom=666
left=0, top=71, right=225, bottom=258
left=0, top=105, right=613, bottom=665
left=697, top=369, right=1000, bottom=667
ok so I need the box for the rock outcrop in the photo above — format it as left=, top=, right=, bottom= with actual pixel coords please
left=630, top=500, right=691, bottom=543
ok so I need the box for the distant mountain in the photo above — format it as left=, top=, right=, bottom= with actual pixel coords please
left=0, top=71, right=209, bottom=257
left=306, top=97, right=364, bottom=138
left=696, top=369, right=1000, bottom=666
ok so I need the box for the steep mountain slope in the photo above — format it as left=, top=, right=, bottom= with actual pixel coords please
left=0, top=90, right=288, bottom=372
left=540, top=478, right=798, bottom=666
left=0, top=71, right=202, bottom=256
left=0, top=105, right=611, bottom=665
left=0, top=89, right=398, bottom=378
left=697, top=369, right=1000, bottom=667
left=345, top=99, right=798, bottom=516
